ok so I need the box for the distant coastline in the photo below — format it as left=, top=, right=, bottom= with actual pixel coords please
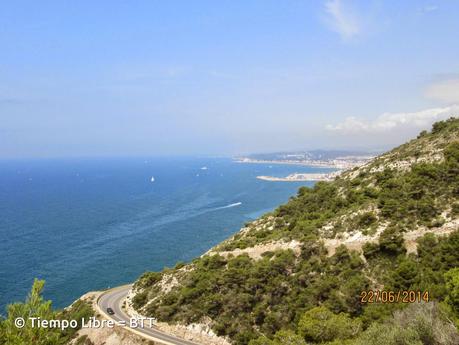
left=235, top=154, right=372, bottom=182
left=257, top=171, right=341, bottom=182
left=234, top=156, right=373, bottom=170
left=235, top=158, right=338, bottom=168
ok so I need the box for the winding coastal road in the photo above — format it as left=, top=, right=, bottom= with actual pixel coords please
left=97, top=285, right=201, bottom=345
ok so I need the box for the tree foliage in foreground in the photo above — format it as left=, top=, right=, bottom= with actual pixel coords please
left=0, top=279, right=60, bottom=345
left=0, top=279, right=94, bottom=345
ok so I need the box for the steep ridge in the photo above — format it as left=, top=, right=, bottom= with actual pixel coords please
left=129, top=118, right=459, bottom=345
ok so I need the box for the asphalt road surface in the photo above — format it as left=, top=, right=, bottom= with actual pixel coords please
left=98, top=285, right=201, bottom=345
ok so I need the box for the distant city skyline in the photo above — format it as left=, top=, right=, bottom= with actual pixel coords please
left=1, top=1, right=459, bottom=158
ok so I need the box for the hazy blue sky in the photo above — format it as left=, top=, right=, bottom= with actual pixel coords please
left=1, top=1, right=459, bottom=158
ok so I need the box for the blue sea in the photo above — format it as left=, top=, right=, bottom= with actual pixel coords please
left=0, top=157, right=334, bottom=312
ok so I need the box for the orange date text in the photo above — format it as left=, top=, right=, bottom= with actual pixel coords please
left=360, top=290, right=429, bottom=304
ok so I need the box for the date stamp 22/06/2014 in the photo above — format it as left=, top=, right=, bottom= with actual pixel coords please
left=360, top=290, right=430, bottom=304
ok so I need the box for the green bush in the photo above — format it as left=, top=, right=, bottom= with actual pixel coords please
left=135, top=271, right=162, bottom=288
left=379, top=226, right=406, bottom=255
left=356, top=302, right=459, bottom=345
left=362, top=242, right=380, bottom=259
left=58, top=299, right=94, bottom=342
left=357, top=212, right=377, bottom=228
left=297, top=306, right=361, bottom=343
left=249, top=330, right=306, bottom=345
left=445, top=268, right=459, bottom=317
left=0, top=279, right=95, bottom=345
left=355, top=322, right=421, bottom=345
left=451, top=203, right=459, bottom=216
left=132, top=290, right=149, bottom=309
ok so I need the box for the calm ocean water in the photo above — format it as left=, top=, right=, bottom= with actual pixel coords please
left=0, top=157, right=334, bottom=311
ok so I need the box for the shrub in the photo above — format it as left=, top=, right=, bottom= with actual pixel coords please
left=432, top=120, right=449, bottom=134
left=58, top=298, right=94, bottom=341
left=355, top=322, right=421, bottom=345
left=132, top=290, right=148, bottom=309
left=362, top=242, right=380, bottom=259
left=390, top=258, right=419, bottom=290
left=394, top=302, right=459, bottom=345
left=357, top=212, right=377, bottom=228
left=379, top=226, right=406, bottom=255
left=417, top=130, right=428, bottom=138
left=248, top=330, right=306, bottom=345
left=451, top=203, right=459, bottom=216
left=297, top=306, right=361, bottom=343
left=136, top=271, right=162, bottom=288
left=356, top=302, right=459, bottom=345
left=445, top=268, right=459, bottom=317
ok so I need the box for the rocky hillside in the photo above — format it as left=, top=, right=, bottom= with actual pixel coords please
left=130, top=118, right=459, bottom=345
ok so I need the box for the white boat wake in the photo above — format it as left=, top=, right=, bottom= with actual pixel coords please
left=213, top=202, right=242, bottom=210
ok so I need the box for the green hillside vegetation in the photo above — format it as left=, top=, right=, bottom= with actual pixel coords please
left=132, top=118, right=459, bottom=345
